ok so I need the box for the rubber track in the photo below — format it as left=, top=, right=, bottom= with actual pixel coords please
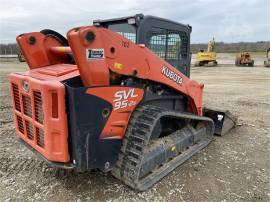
left=111, top=105, right=214, bottom=191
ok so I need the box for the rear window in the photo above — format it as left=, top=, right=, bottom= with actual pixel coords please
left=108, top=23, right=136, bottom=43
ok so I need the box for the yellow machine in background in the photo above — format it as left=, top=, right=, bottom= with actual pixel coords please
left=195, top=38, right=218, bottom=67
left=235, top=52, right=254, bottom=67
left=264, top=48, right=270, bottom=67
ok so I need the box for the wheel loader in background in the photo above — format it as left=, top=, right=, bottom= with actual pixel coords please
left=235, top=52, right=254, bottom=67
left=10, top=14, right=235, bottom=191
left=194, top=38, right=218, bottom=67
left=264, top=48, right=270, bottom=67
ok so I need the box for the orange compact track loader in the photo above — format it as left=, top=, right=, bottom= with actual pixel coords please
left=10, top=14, right=235, bottom=191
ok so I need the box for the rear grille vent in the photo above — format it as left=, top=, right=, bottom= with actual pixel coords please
left=12, top=84, right=21, bottom=111
left=11, top=83, right=46, bottom=149
left=22, top=95, right=32, bottom=117
left=25, top=121, right=34, bottom=140
left=16, top=115, right=24, bottom=134
left=34, top=91, right=44, bottom=124
left=36, top=127, right=45, bottom=148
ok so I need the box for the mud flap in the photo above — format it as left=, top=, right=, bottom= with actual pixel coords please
left=203, top=108, right=237, bottom=136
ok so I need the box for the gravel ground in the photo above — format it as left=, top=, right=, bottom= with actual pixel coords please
left=0, top=53, right=269, bottom=202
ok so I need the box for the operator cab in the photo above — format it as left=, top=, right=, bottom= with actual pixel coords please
left=93, top=14, right=192, bottom=77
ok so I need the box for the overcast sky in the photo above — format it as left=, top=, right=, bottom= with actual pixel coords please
left=0, top=0, right=269, bottom=44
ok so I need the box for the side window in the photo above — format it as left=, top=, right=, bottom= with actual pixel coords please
left=147, top=28, right=166, bottom=59
left=167, top=32, right=181, bottom=60
left=147, top=29, right=188, bottom=62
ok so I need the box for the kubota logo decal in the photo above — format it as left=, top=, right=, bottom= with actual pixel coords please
left=113, top=89, right=138, bottom=110
left=161, top=66, right=183, bottom=85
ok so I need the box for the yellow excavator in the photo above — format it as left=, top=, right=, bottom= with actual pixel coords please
left=195, top=38, right=218, bottom=67
left=264, top=48, right=270, bottom=67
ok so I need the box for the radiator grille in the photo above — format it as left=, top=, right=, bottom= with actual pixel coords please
left=25, top=121, right=34, bottom=140
left=12, top=84, right=21, bottom=112
left=36, top=127, right=45, bottom=148
left=34, top=91, right=44, bottom=124
left=16, top=115, right=24, bottom=134
left=11, top=82, right=45, bottom=149
left=9, top=70, right=71, bottom=162
left=22, top=95, right=32, bottom=117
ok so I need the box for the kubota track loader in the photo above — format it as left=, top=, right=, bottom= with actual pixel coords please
left=10, top=14, right=235, bottom=191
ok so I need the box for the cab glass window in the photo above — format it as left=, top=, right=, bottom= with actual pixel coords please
left=167, top=32, right=181, bottom=60
left=147, top=28, right=166, bottom=59
left=147, top=29, right=188, bottom=61
left=108, top=23, right=136, bottom=42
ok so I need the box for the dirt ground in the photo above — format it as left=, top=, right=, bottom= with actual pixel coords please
left=0, top=53, right=269, bottom=202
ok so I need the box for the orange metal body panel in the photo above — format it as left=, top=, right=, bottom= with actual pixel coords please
left=24, top=64, right=78, bottom=80
left=67, top=26, right=204, bottom=115
left=16, top=32, right=69, bottom=69
left=87, top=87, right=144, bottom=139
left=9, top=64, right=79, bottom=162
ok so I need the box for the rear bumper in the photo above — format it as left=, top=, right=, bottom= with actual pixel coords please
left=18, top=138, right=74, bottom=169
left=10, top=73, right=70, bottom=162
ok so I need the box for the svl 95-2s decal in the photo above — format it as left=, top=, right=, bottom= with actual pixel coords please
left=113, top=89, right=138, bottom=110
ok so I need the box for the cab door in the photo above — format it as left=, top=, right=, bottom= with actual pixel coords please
left=137, top=16, right=191, bottom=77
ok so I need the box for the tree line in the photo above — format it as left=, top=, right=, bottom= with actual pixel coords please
left=191, top=41, right=270, bottom=53
left=0, top=41, right=269, bottom=55
left=0, top=44, right=20, bottom=55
